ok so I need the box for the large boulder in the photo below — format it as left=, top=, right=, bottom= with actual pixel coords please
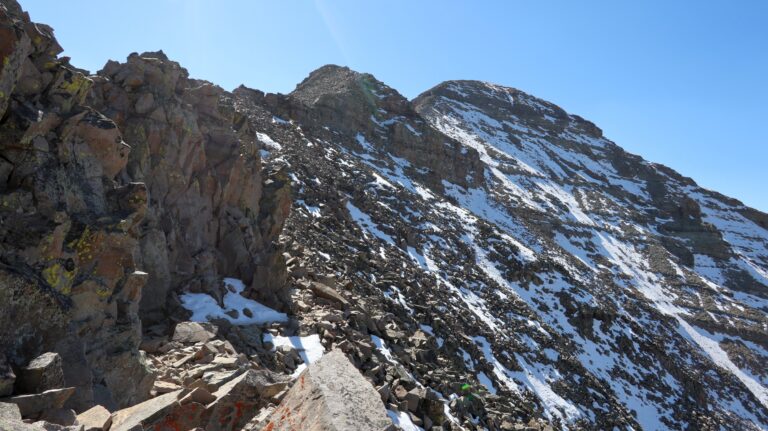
left=263, top=349, right=394, bottom=431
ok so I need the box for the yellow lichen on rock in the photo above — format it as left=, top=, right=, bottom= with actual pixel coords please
left=42, top=262, right=75, bottom=295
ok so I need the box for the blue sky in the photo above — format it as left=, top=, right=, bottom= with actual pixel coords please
left=24, top=0, right=768, bottom=211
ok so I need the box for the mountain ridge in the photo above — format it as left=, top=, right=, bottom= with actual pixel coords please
left=1, top=1, right=767, bottom=430
left=230, top=62, right=768, bottom=429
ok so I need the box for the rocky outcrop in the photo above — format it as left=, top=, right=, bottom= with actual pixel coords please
left=0, top=0, right=152, bottom=411
left=0, top=0, right=292, bottom=416
left=263, top=349, right=393, bottom=431
left=87, top=51, right=291, bottom=322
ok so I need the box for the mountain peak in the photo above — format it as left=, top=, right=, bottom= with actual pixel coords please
left=416, top=80, right=603, bottom=140
left=290, top=64, right=402, bottom=108
left=282, top=65, right=485, bottom=189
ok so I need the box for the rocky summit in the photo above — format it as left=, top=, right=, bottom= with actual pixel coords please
left=1, top=1, right=766, bottom=430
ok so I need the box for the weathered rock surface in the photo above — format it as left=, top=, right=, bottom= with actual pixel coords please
left=109, top=389, right=182, bottom=431
left=75, top=404, right=111, bottom=431
left=0, top=0, right=152, bottom=411
left=263, top=350, right=393, bottom=431
left=0, top=0, right=291, bottom=416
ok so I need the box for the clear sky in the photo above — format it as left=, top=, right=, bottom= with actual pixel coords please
left=23, top=0, right=768, bottom=212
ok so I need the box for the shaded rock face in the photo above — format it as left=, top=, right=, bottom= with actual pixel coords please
left=87, top=51, right=291, bottom=322
left=0, top=0, right=152, bottom=410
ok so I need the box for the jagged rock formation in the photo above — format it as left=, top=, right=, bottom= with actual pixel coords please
left=254, top=65, right=484, bottom=191
left=87, top=50, right=291, bottom=323
left=1, top=0, right=767, bottom=430
left=0, top=0, right=290, bottom=418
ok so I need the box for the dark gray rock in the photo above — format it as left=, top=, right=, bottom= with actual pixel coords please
left=0, top=354, right=15, bottom=397
left=17, top=353, right=64, bottom=394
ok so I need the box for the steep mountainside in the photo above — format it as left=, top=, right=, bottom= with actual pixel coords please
left=232, top=68, right=768, bottom=430
left=1, top=1, right=767, bottom=430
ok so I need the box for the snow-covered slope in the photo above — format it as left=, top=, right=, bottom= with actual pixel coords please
left=234, top=69, right=768, bottom=431
left=414, top=81, right=768, bottom=429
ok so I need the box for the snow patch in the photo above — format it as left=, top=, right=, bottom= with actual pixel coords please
left=180, top=278, right=288, bottom=325
left=263, top=333, right=324, bottom=378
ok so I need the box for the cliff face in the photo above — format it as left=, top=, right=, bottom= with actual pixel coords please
left=87, top=51, right=291, bottom=324
left=0, top=0, right=290, bottom=413
left=0, top=0, right=152, bottom=410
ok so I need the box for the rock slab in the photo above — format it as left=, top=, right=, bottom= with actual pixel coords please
left=76, top=405, right=112, bottom=431
left=0, top=387, right=75, bottom=418
left=110, top=390, right=182, bottom=431
left=263, top=349, right=393, bottom=431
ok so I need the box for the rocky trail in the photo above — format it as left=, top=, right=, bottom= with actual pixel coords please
left=1, top=1, right=767, bottom=430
